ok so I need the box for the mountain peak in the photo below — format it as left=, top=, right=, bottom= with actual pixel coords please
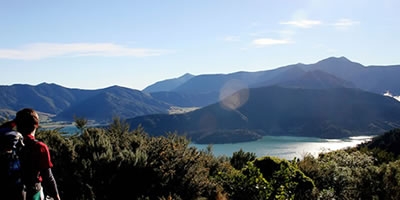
left=143, top=73, right=194, bottom=93
left=318, top=56, right=351, bottom=64
left=314, top=56, right=364, bottom=71
left=180, top=73, right=194, bottom=79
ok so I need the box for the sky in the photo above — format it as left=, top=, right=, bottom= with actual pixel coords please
left=1, top=0, right=399, bottom=91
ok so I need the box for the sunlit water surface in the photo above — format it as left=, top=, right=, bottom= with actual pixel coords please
left=191, top=135, right=373, bottom=160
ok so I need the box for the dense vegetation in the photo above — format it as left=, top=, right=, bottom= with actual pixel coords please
left=31, top=119, right=400, bottom=200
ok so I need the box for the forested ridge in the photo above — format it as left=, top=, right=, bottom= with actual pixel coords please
left=33, top=118, right=400, bottom=200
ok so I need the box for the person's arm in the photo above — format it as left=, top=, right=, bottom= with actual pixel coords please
left=41, top=168, right=61, bottom=200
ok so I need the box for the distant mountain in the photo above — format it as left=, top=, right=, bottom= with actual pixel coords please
left=250, top=66, right=307, bottom=88
left=277, top=70, right=356, bottom=89
left=55, top=86, right=171, bottom=122
left=170, top=68, right=293, bottom=95
left=142, top=73, right=194, bottom=93
left=146, top=57, right=400, bottom=107
left=148, top=91, right=219, bottom=107
left=300, top=56, right=400, bottom=95
left=305, top=56, right=365, bottom=81
left=0, top=108, right=15, bottom=121
left=0, top=83, right=96, bottom=114
left=0, top=83, right=171, bottom=123
left=354, top=65, right=400, bottom=95
left=149, top=70, right=286, bottom=107
left=1, top=56, right=400, bottom=136
left=127, top=86, right=400, bottom=144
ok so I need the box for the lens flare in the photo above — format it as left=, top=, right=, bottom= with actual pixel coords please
left=219, top=79, right=249, bottom=110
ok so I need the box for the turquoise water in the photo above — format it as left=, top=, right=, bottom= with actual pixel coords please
left=59, top=125, right=80, bottom=133
left=50, top=125, right=373, bottom=160
left=191, top=135, right=373, bottom=160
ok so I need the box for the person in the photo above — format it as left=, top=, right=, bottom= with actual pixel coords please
left=13, top=108, right=61, bottom=200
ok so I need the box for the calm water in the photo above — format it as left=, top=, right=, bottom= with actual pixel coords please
left=51, top=125, right=373, bottom=160
left=191, top=135, right=373, bottom=160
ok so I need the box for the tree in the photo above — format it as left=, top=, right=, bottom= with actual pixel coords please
left=298, top=150, right=380, bottom=199
left=230, top=148, right=257, bottom=170
left=379, top=159, right=400, bottom=199
left=216, top=162, right=272, bottom=200
left=254, top=156, right=316, bottom=200
left=74, top=116, right=88, bottom=133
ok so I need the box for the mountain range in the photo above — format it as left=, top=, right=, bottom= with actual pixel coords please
left=1, top=56, right=400, bottom=143
left=128, top=86, right=400, bottom=143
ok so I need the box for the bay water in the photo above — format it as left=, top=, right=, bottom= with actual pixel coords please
left=191, top=135, right=373, bottom=160
left=53, top=125, right=373, bottom=160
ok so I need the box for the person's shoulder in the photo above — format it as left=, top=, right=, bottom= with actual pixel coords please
left=25, top=137, right=49, bottom=149
left=35, top=140, right=49, bottom=148
left=32, top=140, right=50, bottom=153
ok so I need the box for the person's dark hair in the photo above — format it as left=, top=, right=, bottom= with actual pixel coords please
left=14, top=108, right=39, bottom=135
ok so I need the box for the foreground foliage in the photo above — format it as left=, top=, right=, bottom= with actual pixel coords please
left=35, top=121, right=400, bottom=200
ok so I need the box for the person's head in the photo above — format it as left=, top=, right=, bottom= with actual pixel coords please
left=14, top=108, right=39, bottom=136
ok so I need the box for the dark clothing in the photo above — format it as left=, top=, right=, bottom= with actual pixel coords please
left=20, top=134, right=59, bottom=199
left=0, top=151, right=24, bottom=200
left=0, top=126, right=24, bottom=200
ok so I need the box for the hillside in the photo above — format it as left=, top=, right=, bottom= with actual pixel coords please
left=0, top=84, right=172, bottom=123
left=55, top=86, right=171, bottom=122
left=357, top=128, right=400, bottom=157
left=127, top=86, right=400, bottom=144
left=276, top=69, right=356, bottom=89
left=0, top=83, right=95, bottom=114
left=142, top=73, right=195, bottom=93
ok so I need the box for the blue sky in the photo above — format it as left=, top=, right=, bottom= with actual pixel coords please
left=1, top=0, right=399, bottom=90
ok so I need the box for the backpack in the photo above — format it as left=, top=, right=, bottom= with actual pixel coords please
left=0, top=127, right=25, bottom=197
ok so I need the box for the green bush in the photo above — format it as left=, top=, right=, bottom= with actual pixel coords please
left=36, top=121, right=400, bottom=200
left=254, top=156, right=316, bottom=200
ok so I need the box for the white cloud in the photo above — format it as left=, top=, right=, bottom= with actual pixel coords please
left=333, top=18, right=360, bottom=29
left=0, top=43, right=171, bottom=60
left=252, top=38, right=291, bottom=46
left=384, top=91, right=400, bottom=101
left=280, top=19, right=322, bottom=28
